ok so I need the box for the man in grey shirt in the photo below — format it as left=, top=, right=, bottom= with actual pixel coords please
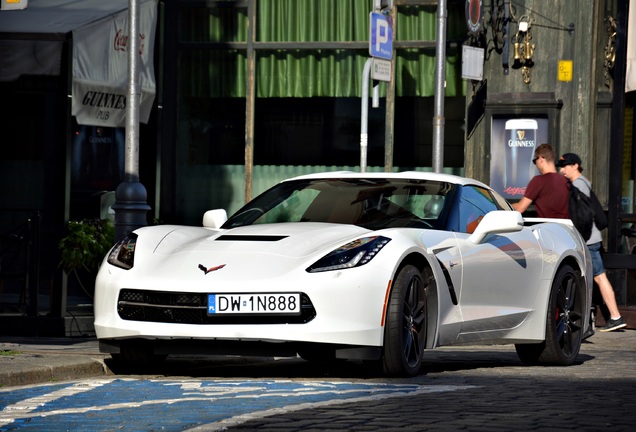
left=557, top=153, right=626, bottom=332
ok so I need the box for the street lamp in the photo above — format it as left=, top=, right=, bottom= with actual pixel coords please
left=112, top=0, right=151, bottom=242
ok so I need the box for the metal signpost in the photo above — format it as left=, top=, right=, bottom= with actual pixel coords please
left=361, top=2, right=393, bottom=172
left=432, top=0, right=447, bottom=173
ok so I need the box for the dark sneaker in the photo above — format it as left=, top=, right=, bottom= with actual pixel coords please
left=598, top=316, right=627, bottom=332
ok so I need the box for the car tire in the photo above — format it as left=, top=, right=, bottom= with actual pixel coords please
left=515, top=264, right=583, bottom=366
left=382, top=264, right=427, bottom=377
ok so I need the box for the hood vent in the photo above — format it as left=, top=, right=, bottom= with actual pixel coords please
left=216, top=235, right=288, bottom=242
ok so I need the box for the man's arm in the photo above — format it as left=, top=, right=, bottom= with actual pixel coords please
left=512, top=197, right=532, bottom=214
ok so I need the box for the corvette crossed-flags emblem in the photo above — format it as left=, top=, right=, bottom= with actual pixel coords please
left=198, top=264, right=226, bottom=275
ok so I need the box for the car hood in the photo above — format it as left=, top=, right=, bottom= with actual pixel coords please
left=131, top=223, right=372, bottom=280
left=151, top=222, right=369, bottom=259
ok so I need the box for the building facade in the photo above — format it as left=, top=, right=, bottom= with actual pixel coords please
left=0, top=0, right=634, bottom=334
left=462, top=0, right=635, bottom=313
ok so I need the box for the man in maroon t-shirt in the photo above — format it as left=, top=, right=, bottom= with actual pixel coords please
left=512, top=143, right=569, bottom=218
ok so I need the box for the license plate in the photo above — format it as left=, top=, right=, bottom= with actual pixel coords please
left=207, top=293, right=301, bottom=315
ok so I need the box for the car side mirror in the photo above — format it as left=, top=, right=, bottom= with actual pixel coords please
left=203, top=209, right=228, bottom=229
left=467, top=210, right=524, bottom=244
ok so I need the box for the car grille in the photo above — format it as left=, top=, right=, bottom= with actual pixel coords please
left=117, top=289, right=316, bottom=324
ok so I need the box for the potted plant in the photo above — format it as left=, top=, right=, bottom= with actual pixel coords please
left=58, top=219, right=114, bottom=299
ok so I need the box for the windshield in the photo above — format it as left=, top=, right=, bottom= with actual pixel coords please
left=222, top=178, right=457, bottom=230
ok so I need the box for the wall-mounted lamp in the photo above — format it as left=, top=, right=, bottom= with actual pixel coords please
left=511, top=16, right=535, bottom=84
left=603, top=16, right=617, bottom=88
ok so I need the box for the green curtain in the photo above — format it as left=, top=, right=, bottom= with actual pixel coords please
left=258, top=0, right=368, bottom=42
left=180, top=0, right=465, bottom=98
left=179, top=4, right=248, bottom=42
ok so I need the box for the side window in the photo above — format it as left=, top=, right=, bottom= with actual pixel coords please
left=491, top=189, right=514, bottom=210
left=457, top=186, right=499, bottom=234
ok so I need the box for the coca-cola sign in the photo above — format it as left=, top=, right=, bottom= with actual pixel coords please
left=71, top=0, right=157, bottom=127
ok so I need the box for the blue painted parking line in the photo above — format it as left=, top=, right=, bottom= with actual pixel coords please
left=1, top=379, right=475, bottom=431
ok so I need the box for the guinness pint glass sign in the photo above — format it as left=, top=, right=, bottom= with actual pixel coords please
left=503, top=119, right=537, bottom=195
left=490, top=117, right=545, bottom=200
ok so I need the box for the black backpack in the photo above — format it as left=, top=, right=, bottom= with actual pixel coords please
left=568, top=180, right=607, bottom=241
left=591, top=189, right=608, bottom=231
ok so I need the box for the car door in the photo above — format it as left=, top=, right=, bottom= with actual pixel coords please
left=449, top=186, right=543, bottom=336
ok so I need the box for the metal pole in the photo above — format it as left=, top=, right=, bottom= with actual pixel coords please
left=126, top=0, right=140, bottom=183
left=384, top=5, right=397, bottom=173
left=245, top=0, right=256, bottom=203
left=607, top=0, right=629, bottom=255
left=113, top=0, right=151, bottom=241
left=432, top=0, right=447, bottom=173
left=502, top=0, right=510, bottom=75
left=360, top=58, right=372, bottom=173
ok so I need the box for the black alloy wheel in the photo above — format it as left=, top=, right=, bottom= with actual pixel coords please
left=382, top=264, right=428, bottom=377
left=516, top=264, right=583, bottom=365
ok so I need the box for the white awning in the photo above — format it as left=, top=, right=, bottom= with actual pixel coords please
left=0, top=0, right=158, bottom=127
left=0, top=0, right=128, bottom=81
left=0, top=0, right=128, bottom=37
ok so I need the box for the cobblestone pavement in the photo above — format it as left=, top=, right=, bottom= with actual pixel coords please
left=213, top=330, right=636, bottom=431
left=1, top=331, right=634, bottom=431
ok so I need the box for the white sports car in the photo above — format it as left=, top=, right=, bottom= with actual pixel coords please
left=95, top=171, right=593, bottom=377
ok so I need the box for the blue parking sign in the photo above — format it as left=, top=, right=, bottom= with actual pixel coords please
left=369, top=12, right=393, bottom=60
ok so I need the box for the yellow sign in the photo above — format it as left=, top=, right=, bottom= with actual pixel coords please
left=558, top=60, right=573, bottom=82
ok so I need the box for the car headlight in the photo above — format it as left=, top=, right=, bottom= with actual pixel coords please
left=107, top=233, right=137, bottom=270
left=306, top=236, right=391, bottom=273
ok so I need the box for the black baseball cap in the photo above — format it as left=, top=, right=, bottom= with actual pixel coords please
left=556, top=153, right=582, bottom=167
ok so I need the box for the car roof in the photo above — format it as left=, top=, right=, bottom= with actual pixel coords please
left=283, top=171, right=491, bottom=189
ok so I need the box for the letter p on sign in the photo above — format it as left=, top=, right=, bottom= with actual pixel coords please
left=376, top=19, right=388, bottom=52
